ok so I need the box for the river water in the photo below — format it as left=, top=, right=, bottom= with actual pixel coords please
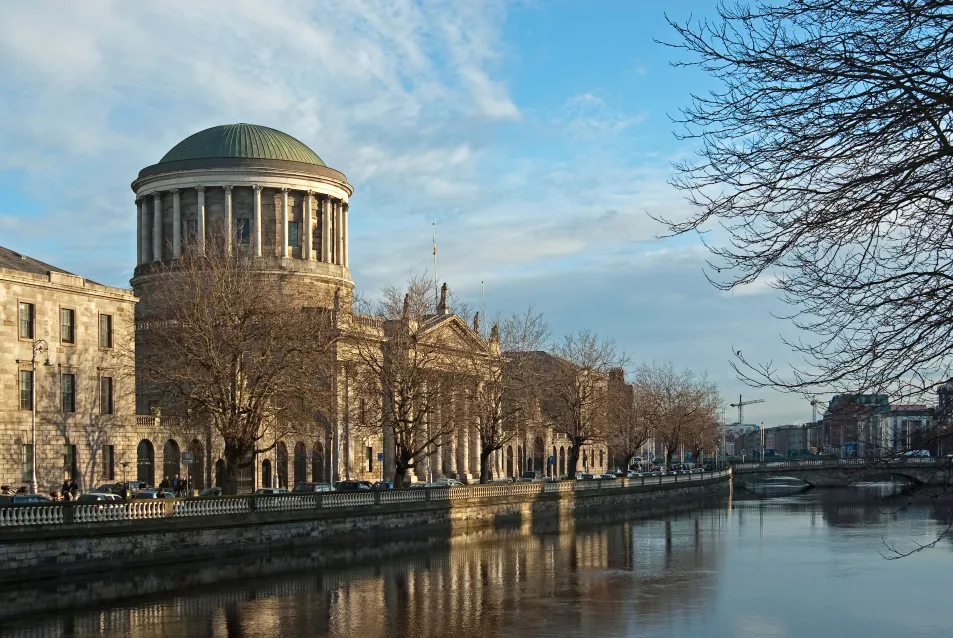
left=4, top=485, right=952, bottom=638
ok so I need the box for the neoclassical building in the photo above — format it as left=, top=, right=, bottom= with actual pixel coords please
left=128, top=123, right=607, bottom=491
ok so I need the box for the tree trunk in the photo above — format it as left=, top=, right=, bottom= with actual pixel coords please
left=567, top=442, right=580, bottom=479
left=221, top=440, right=246, bottom=495
left=393, top=463, right=408, bottom=489
left=665, top=447, right=674, bottom=470
left=479, top=447, right=492, bottom=484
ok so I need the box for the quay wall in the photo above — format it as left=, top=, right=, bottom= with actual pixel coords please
left=0, top=472, right=730, bottom=587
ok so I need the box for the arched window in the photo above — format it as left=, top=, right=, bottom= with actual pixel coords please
left=276, top=442, right=289, bottom=489
left=188, top=439, right=205, bottom=490
left=294, top=442, right=308, bottom=484
left=517, top=446, right=523, bottom=475
left=506, top=446, right=514, bottom=477
left=599, top=449, right=604, bottom=468
left=559, top=447, right=565, bottom=477
left=262, top=459, right=273, bottom=488
left=137, top=439, right=155, bottom=486
left=214, top=459, right=225, bottom=488
left=312, top=442, right=326, bottom=483
left=162, top=439, right=180, bottom=485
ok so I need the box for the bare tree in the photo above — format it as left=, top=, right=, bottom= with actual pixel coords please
left=464, top=308, right=549, bottom=483
left=606, top=369, right=654, bottom=471
left=636, top=362, right=719, bottom=469
left=661, top=1, right=953, bottom=402
left=350, top=276, right=464, bottom=488
left=530, top=331, right=627, bottom=478
left=137, top=247, right=337, bottom=494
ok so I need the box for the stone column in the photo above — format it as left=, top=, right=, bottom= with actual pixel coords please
left=252, top=185, right=262, bottom=257
left=341, top=202, right=349, bottom=268
left=458, top=420, right=470, bottom=481
left=303, top=191, right=313, bottom=260
left=152, top=193, right=162, bottom=262
left=281, top=188, right=290, bottom=258
left=171, top=189, right=181, bottom=258
left=335, top=199, right=344, bottom=265
left=223, top=185, right=233, bottom=254
left=196, top=186, right=206, bottom=252
left=447, top=430, right=457, bottom=477
left=322, top=196, right=332, bottom=263
left=136, top=198, right=145, bottom=265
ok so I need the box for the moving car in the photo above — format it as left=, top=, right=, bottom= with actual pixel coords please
left=76, top=492, right=122, bottom=503
left=335, top=480, right=373, bottom=491
left=428, top=478, right=463, bottom=487
left=292, top=482, right=333, bottom=493
left=519, top=471, right=542, bottom=482
left=131, top=488, right=176, bottom=499
left=252, top=488, right=290, bottom=495
left=197, top=487, right=223, bottom=498
left=0, top=494, right=51, bottom=505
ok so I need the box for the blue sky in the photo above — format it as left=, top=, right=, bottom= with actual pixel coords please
left=0, top=0, right=812, bottom=425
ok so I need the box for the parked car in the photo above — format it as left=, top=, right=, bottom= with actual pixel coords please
left=292, top=482, right=334, bottom=493
left=335, top=480, right=373, bottom=491
left=520, top=471, right=542, bottom=482
left=131, top=488, right=176, bottom=499
left=373, top=481, right=394, bottom=490
left=77, top=492, right=122, bottom=503
left=428, top=478, right=463, bottom=487
left=93, top=483, right=125, bottom=497
left=600, top=473, right=617, bottom=480
left=197, top=487, right=223, bottom=498
left=123, top=481, right=150, bottom=494
left=253, top=488, right=290, bottom=495
left=0, top=494, right=51, bottom=505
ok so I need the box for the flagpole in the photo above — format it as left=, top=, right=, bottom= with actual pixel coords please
left=432, top=223, right=439, bottom=310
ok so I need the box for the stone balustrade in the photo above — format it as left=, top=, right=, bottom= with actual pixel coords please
left=0, top=470, right=730, bottom=529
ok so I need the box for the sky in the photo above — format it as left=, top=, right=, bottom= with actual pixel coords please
left=0, top=0, right=813, bottom=426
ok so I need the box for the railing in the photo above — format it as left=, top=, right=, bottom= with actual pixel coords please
left=731, top=457, right=940, bottom=472
left=0, top=470, right=731, bottom=529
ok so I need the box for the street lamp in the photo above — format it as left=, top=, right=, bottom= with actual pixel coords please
left=29, top=339, right=52, bottom=495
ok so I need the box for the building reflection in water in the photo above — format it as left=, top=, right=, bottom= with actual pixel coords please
left=1, top=507, right=732, bottom=638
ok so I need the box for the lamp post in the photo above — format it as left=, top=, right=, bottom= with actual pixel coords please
left=29, top=339, right=52, bottom=495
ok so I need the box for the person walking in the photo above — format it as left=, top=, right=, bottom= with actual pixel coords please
left=68, top=480, right=79, bottom=500
left=60, top=480, right=70, bottom=501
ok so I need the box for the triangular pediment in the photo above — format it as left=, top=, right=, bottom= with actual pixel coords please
left=418, top=314, right=492, bottom=355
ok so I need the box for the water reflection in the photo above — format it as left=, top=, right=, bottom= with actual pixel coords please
left=5, top=489, right=953, bottom=638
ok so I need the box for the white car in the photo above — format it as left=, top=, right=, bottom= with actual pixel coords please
left=428, top=478, right=464, bottom=487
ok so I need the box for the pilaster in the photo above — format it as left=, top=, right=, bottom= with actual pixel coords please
left=196, top=186, right=206, bottom=252
left=152, top=193, right=162, bottom=262
left=171, top=189, right=181, bottom=258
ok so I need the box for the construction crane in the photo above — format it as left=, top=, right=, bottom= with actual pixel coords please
left=730, top=394, right=765, bottom=426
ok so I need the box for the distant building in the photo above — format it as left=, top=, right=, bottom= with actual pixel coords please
left=861, top=405, right=932, bottom=457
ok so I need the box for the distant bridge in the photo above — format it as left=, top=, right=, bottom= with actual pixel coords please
left=730, top=458, right=952, bottom=488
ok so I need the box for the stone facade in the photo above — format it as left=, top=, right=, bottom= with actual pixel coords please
left=0, top=249, right=137, bottom=494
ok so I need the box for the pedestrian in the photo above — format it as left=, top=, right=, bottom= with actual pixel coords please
left=69, top=479, right=79, bottom=500
left=49, top=492, right=59, bottom=502
left=0, top=485, right=12, bottom=496
left=172, top=474, right=181, bottom=496
left=159, top=476, right=170, bottom=489
left=60, top=480, right=70, bottom=501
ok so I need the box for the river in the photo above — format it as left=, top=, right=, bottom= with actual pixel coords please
left=3, top=485, right=951, bottom=638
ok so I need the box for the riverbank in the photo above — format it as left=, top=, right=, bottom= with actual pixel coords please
left=0, top=472, right=730, bottom=619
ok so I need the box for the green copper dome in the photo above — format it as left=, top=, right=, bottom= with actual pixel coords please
left=159, top=124, right=325, bottom=166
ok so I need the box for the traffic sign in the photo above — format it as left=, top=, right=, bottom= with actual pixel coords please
left=181, top=451, right=194, bottom=464
left=377, top=452, right=383, bottom=461
left=548, top=455, right=555, bottom=465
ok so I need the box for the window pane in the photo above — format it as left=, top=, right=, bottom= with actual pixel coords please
left=18, top=302, right=34, bottom=339
left=288, top=222, right=299, bottom=247
left=99, top=314, right=113, bottom=348
left=61, top=308, right=74, bottom=343
left=21, top=444, right=33, bottom=482
left=186, top=219, right=198, bottom=244
left=237, top=218, right=250, bottom=244
left=19, top=370, right=33, bottom=410
left=103, top=445, right=115, bottom=480
left=101, top=376, right=113, bottom=414
left=61, top=374, right=75, bottom=412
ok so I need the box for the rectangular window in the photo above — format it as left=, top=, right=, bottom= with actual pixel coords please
left=61, top=373, right=75, bottom=412
left=367, top=446, right=374, bottom=472
left=185, top=219, right=198, bottom=244
left=19, top=370, right=33, bottom=410
left=61, top=308, right=75, bottom=344
left=99, top=314, right=113, bottom=348
left=288, top=221, right=300, bottom=247
left=101, top=376, right=114, bottom=414
left=102, top=445, right=115, bottom=480
left=21, top=444, right=33, bottom=482
left=237, top=218, right=250, bottom=244
left=18, top=302, right=34, bottom=339
left=64, top=444, right=77, bottom=481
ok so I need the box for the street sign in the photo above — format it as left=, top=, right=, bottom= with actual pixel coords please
left=548, top=455, right=555, bottom=465
left=377, top=452, right=383, bottom=461
left=181, top=451, right=194, bottom=464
